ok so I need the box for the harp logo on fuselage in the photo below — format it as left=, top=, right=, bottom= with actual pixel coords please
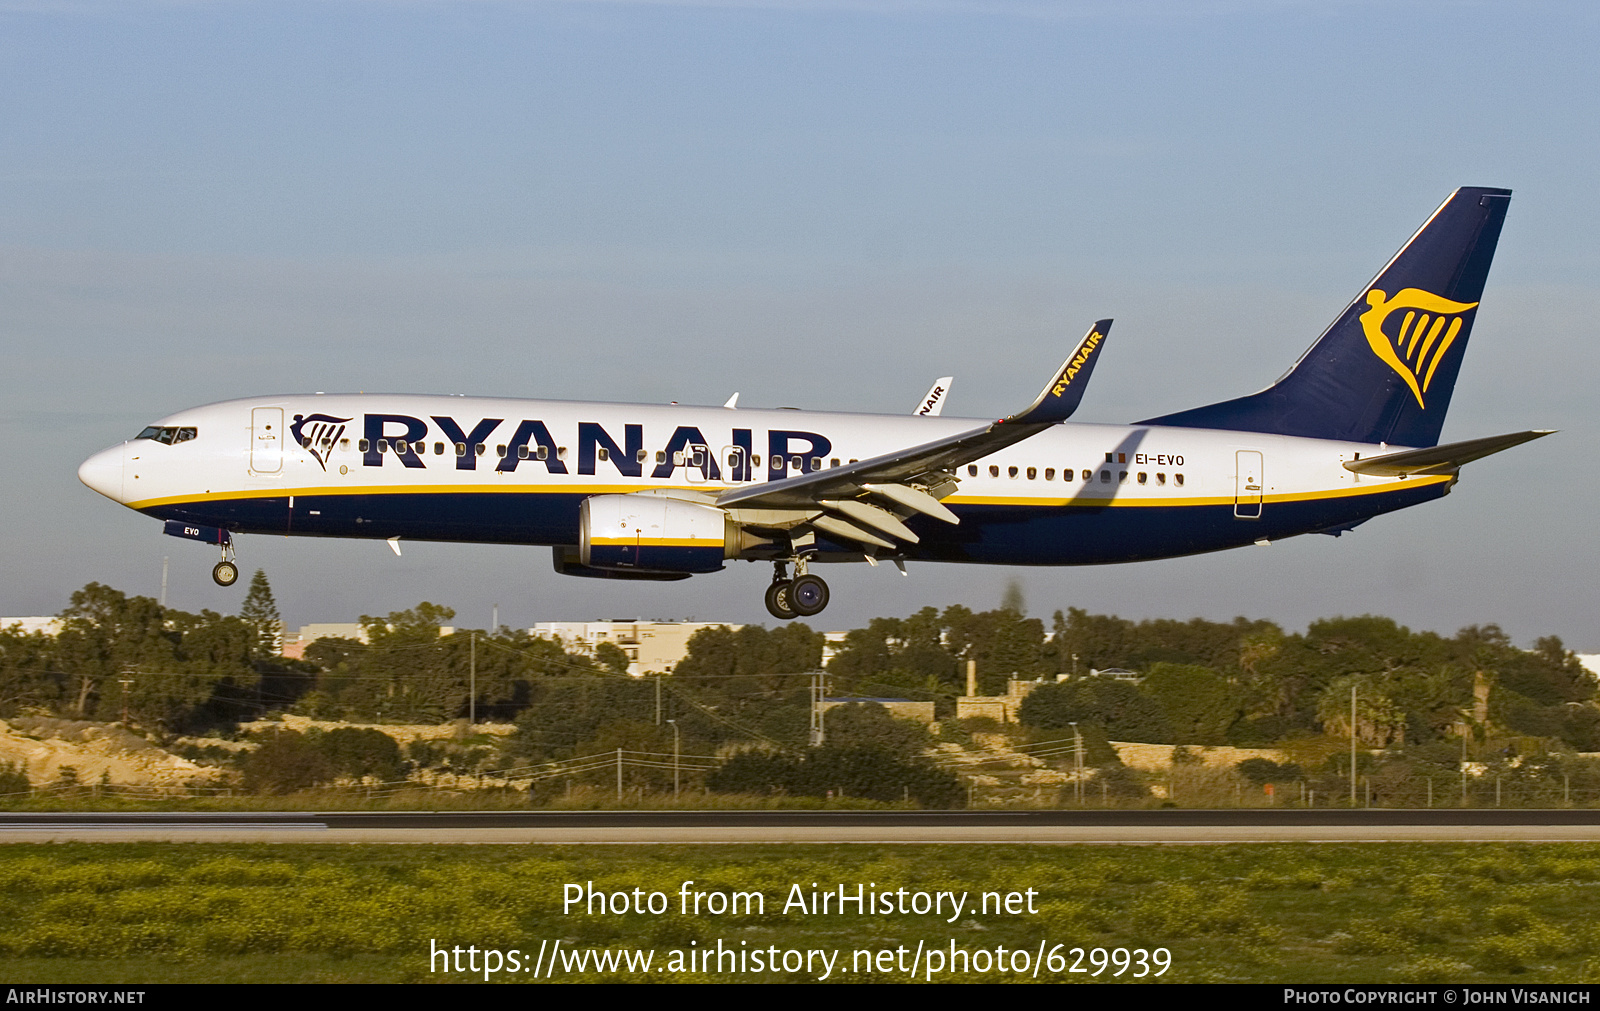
left=1359, top=288, right=1478, bottom=409
left=289, top=413, right=352, bottom=471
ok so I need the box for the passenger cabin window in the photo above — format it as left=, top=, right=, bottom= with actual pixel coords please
left=1100, top=470, right=1110, bottom=483
left=1008, top=466, right=1018, bottom=479
left=455, top=442, right=467, bottom=457
left=517, top=445, right=530, bottom=459
left=1137, top=472, right=1147, bottom=484
left=1044, top=468, right=1055, bottom=480
left=597, top=447, right=610, bottom=462
left=434, top=442, right=444, bottom=456
left=377, top=439, right=390, bottom=453
left=1156, top=473, right=1166, bottom=485
left=1118, top=471, right=1128, bottom=483
left=1081, top=470, right=1091, bottom=481
left=637, top=449, right=649, bottom=463
left=656, top=451, right=667, bottom=464
left=496, top=444, right=506, bottom=457
left=751, top=455, right=761, bottom=467
left=968, top=466, right=978, bottom=477
left=1026, top=467, right=1037, bottom=480
left=989, top=465, right=1000, bottom=478
left=1175, top=474, right=1185, bottom=486
left=359, top=439, right=371, bottom=452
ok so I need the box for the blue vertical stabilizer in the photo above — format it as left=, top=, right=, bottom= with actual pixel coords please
left=1138, top=187, right=1511, bottom=447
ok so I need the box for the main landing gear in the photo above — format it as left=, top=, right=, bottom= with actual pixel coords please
left=764, top=559, right=830, bottom=620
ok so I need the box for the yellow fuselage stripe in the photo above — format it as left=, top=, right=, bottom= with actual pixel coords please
left=126, top=474, right=1450, bottom=512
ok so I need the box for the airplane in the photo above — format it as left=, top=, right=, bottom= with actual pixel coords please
left=79, top=186, right=1548, bottom=620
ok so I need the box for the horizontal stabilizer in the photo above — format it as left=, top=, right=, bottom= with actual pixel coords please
left=1001, top=320, right=1112, bottom=425
left=1343, top=430, right=1553, bottom=477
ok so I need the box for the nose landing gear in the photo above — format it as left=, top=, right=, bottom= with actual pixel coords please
left=211, top=536, right=239, bottom=587
left=762, top=558, right=829, bottom=620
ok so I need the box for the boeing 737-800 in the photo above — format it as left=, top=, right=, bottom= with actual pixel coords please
left=78, top=187, right=1547, bottom=619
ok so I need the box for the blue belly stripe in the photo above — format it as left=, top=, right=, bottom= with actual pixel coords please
left=141, top=480, right=1448, bottom=566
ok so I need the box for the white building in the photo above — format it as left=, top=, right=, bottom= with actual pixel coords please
left=529, top=621, right=738, bottom=677
left=281, top=622, right=456, bottom=658
left=0, top=617, right=62, bottom=636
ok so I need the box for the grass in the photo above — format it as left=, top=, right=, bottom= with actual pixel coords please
left=2, top=843, right=1600, bottom=983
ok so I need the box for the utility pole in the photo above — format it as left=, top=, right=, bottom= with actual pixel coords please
left=118, top=669, right=134, bottom=725
left=1070, top=722, right=1084, bottom=804
left=616, top=747, right=623, bottom=800
left=1350, top=684, right=1358, bottom=808
left=492, top=604, right=498, bottom=633
left=668, top=719, right=680, bottom=798
left=159, top=557, right=168, bottom=608
left=655, top=674, right=662, bottom=726
left=469, top=631, right=476, bottom=727
left=809, top=672, right=825, bottom=747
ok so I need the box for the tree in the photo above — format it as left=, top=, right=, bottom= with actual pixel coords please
left=1138, top=663, right=1239, bottom=746
left=1018, top=676, right=1171, bottom=742
left=238, top=570, right=283, bottom=658
left=317, top=727, right=405, bottom=781
left=594, top=642, right=631, bottom=675
left=823, top=702, right=931, bottom=758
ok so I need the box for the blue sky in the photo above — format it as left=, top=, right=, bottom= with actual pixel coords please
left=3, top=0, right=1596, bottom=645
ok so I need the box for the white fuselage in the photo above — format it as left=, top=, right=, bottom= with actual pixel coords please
left=79, top=393, right=1450, bottom=567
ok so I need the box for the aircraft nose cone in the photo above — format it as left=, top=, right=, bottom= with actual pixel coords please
left=78, top=445, right=125, bottom=503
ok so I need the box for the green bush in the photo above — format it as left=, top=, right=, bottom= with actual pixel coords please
left=241, top=729, right=334, bottom=794
left=1018, top=677, right=1171, bottom=742
left=706, top=745, right=964, bottom=808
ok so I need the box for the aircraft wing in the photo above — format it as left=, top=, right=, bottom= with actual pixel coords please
left=716, top=320, right=1111, bottom=547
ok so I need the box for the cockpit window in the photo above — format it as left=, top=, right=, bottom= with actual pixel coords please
left=135, top=426, right=197, bottom=445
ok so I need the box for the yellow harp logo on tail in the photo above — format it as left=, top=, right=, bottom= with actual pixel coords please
left=1359, top=288, right=1478, bottom=409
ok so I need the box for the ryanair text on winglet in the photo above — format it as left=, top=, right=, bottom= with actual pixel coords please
left=1051, top=329, right=1105, bottom=397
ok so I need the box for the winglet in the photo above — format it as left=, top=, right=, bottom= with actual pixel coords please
left=914, top=377, right=954, bottom=416
left=999, top=319, right=1113, bottom=425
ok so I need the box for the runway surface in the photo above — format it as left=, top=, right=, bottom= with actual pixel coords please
left=5, top=809, right=1600, bottom=844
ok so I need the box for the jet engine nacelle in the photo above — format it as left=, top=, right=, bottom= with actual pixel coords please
left=579, top=494, right=739, bottom=574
